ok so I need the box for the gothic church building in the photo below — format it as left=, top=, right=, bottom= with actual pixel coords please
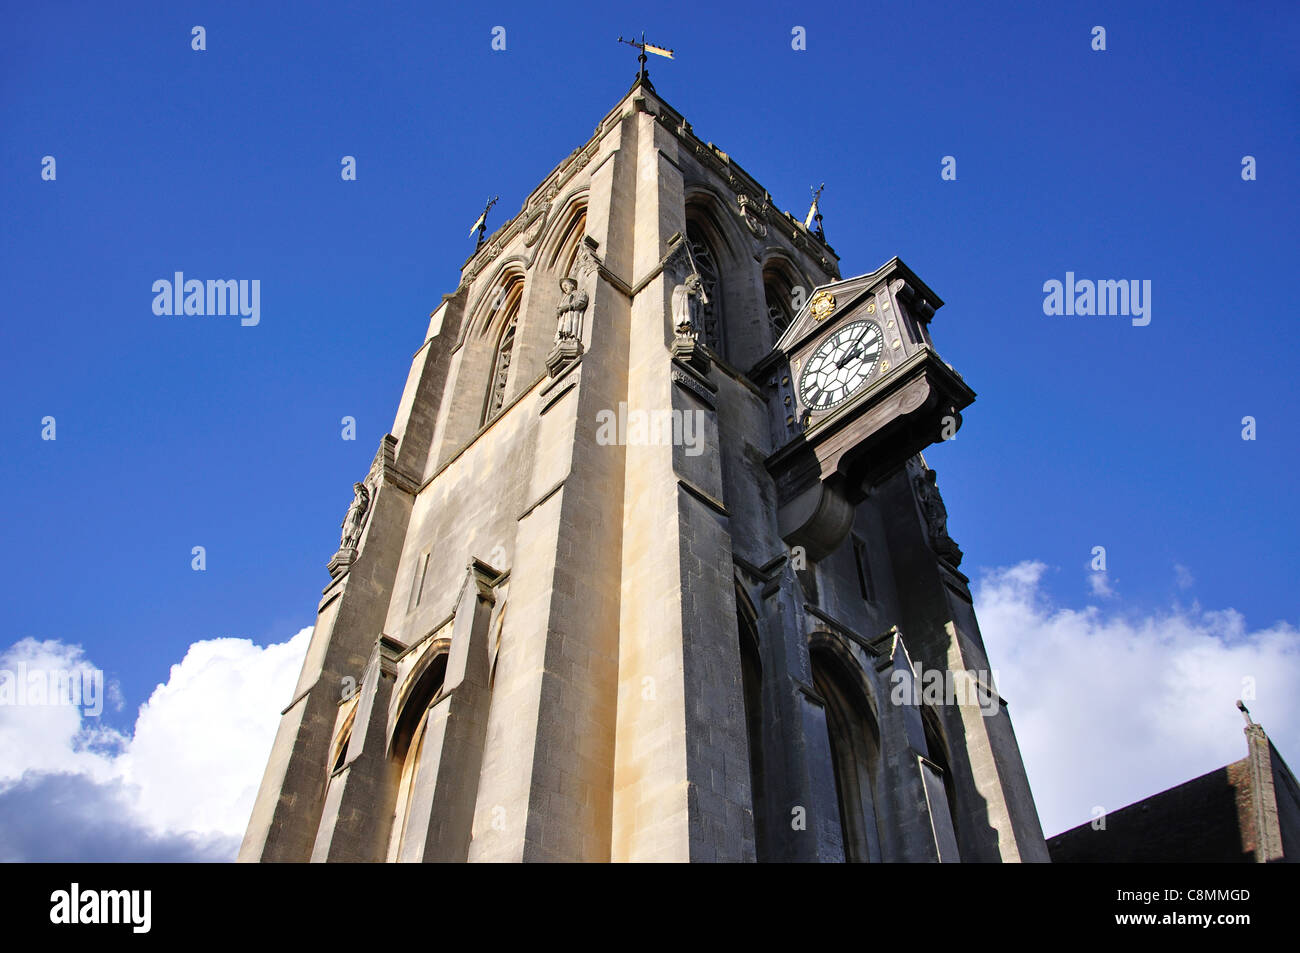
left=240, top=74, right=1050, bottom=863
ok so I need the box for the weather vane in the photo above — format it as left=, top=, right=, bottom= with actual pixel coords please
left=805, top=183, right=826, bottom=239
left=469, top=195, right=499, bottom=249
left=617, top=32, right=674, bottom=84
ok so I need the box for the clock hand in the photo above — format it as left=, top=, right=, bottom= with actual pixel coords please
left=836, top=349, right=859, bottom=369
left=835, top=326, right=874, bottom=367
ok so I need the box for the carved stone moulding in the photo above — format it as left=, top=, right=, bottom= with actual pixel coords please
left=327, top=548, right=357, bottom=579
left=574, top=235, right=602, bottom=277
left=522, top=206, right=550, bottom=246
left=545, top=338, right=583, bottom=378
left=670, top=335, right=711, bottom=375
left=670, top=365, right=716, bottom=407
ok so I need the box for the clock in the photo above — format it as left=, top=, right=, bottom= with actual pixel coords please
left=759, top=258, right=975, bottom=561
left=797, top=319, right=883, bottom=412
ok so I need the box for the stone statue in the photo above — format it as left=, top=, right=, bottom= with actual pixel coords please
left=340, top=482, right=370, bottom=551
left=672, top=272, right=705, bottom=338
left=554, top=277, right=589, bottom=342
left=915, top=467, right=962, bottom=565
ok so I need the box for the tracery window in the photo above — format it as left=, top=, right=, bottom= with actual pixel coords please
left=684, top=222, right=723, bottom=353
left=549, top=207, right=588, bottom=277
left=483, top=277, right=524, bottom=425
left=763, top=263, right=799, bottom=339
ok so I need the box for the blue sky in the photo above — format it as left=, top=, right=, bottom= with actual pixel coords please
left=1, top=1, right=1298, bottom=854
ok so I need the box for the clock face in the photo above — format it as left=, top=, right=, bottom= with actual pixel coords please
left=798, top=320, right=883, bottom=412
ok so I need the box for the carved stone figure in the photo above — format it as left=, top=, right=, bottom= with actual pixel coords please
left=915, top=467, right=962, bottom=565
left=574, top=237, right=601, bottom=278
left=546, top=276, right=588, bottom=376
left=554, top=277, right=589, bottom=342
left=672, top=272, right=705, bottom=338
left=916, top=469, right=947, bottom=537
left=523, top=207, right=549, bottom=247
left=737, top=193, right=768, bottom=238
left=340, top=482, right=371, bottom=551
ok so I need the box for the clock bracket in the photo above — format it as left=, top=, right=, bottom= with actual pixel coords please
left=765, top=322, right=974, bottom=562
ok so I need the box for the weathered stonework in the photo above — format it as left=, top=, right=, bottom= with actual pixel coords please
left=239, top=76, right=1049, bottom=864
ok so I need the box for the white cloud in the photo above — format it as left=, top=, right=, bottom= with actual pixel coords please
left=976, top=561, right=1300, bottom=839
left=0, top=627, right=310, bottom=861
left=0, top=774, right=237, bottom=863
left=1087, top=570, right=1115, bottom=598
left=0, top=639, right=126, bottom=785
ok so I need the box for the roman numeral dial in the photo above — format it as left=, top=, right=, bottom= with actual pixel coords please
left=798, top=320, right=883, bottom=412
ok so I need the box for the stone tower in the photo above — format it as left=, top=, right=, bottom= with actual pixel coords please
left=239, top=72, right=1049, bottom=863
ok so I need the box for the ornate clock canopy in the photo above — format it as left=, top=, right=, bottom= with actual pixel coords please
left=758, top=257, right=975, bottom=560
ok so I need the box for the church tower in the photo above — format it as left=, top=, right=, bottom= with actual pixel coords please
left=239, top=70, right=1049, bottom=863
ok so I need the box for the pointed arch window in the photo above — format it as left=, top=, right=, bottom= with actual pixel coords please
left=548, top=206, right=588, bottom=277
left=387, top=650, right=449, bottom=862
left=922, top=704, right=962, bottom=854
left=811, top=644, right=883, bottom=862
left=483, top=276, right=524, bottom=425
left=684, top=221, right=723, bottom=353
left=328, top=701, right=358, bottom=776
left=763, top=263, right=799, bottom=340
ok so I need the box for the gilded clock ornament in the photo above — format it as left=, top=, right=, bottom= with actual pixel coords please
left=809, top=289, right=836, bottom=322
